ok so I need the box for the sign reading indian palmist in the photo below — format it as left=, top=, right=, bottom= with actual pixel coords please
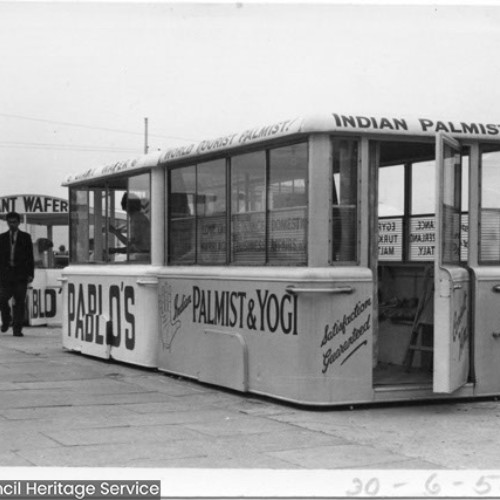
left=0, top=194, right=68, bottom=214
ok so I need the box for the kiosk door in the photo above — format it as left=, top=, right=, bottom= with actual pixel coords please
left=434, top=132, right=470, bottom=393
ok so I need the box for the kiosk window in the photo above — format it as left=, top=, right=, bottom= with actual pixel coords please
left=380, top=165, right=405, bottom=217
left=69, top=173, right=151, bottom=264
left=69, top=189, right=90, bottom=264
left=88, top=189, right=106, bottom=263
left=231, top=151, right=266, bottom=265
left=480, top=150, right=500, bottom=263
left=411, top=161, right=435, bottom=215
left=197, top=159, right=227, bottom=264
left=169, top=163, right=228, bottom=265
left=378, top=165, right=404, bottom=261
left=332, top=138, right=358, bottom=262
left=268, top=143, right=307, bottom=265
left=125, top=174, right=151, bottom=261
left=169, top=166, right=196, bottom=264
left=168, top=141, right=308, bottom=266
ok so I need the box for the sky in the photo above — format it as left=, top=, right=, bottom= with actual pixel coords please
left=1, top=1, right=500, bottom=201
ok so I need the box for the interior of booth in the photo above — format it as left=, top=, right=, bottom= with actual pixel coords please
left=69, top=175, right=151, bottom=264
left=374, top=141, right=438, bottom=386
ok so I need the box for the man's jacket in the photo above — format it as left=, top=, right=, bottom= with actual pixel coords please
left=0, top=230, right=35, bottom=281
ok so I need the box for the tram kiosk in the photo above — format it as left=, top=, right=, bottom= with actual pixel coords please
left=62, top=112, right=500, bottom=405
left=0, top=194, right=68, bottom=326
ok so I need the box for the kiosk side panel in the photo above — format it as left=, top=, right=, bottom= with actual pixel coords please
left=157, top=269, right=373, bottom=406
left=471, top=268, right=500, bottom=396
left=63, top=268, right=159, bottom=367
left=28, top=269, right=64, bottom=326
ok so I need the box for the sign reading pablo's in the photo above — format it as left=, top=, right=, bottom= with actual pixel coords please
left=159, top=280, right=298, bottom=350
left=67, top=282, right=136, bottom=349
left=0, top=195, right=68, bottom=214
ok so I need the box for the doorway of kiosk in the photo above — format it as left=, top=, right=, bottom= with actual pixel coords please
left=372, top=136, right=471, bottom=392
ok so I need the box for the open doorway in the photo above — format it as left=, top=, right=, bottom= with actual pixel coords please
left=372, top=140, right=462, bottom=386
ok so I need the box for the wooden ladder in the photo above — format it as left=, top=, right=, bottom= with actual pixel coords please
left=403, top=266, right=434, bottom=372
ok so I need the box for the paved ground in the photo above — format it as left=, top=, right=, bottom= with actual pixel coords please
left=1, top=326, right=500, bottom=470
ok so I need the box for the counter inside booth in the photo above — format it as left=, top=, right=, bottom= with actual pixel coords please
left=0, top=194, right=68, bottom=326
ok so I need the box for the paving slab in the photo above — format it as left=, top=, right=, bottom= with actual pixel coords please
left=183, top=414, right=299, bottom=437
left=204, top=429, right=348, bottom=454
left=0, top=403, right=137, bottom=421
left=44, top=424, right=207, bottom=447
left=268, top=444, right=411, bottom=469
left=119, top=374, right=213, bottom=396
left=0, top=451, right=35, bottom=466
left=0, top=427, right=62, bottom=452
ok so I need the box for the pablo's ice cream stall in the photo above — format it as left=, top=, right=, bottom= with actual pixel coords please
left=0, top=194, right=68, bottom=326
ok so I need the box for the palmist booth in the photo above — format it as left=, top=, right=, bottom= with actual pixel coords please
left=60, top=112, right=500, bottom=406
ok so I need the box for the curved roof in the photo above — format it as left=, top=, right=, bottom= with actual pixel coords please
left=63, top=111, right=500, bottom=186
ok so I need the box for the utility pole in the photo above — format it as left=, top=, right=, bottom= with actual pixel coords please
left=144, top=117, right=149, bottom=154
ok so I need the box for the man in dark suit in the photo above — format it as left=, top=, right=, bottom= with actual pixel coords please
left=0, top=212, right=34, bottom=336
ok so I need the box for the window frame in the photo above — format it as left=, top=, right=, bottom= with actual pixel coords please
left=68, top=172, right=152, bottom=265
left=479, top=145, right=500, bottom=265
left=166, top=140, right=309, bottom=266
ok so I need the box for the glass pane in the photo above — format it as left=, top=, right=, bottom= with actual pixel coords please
left=409, top=215, right=436, bottom=260
left=107, top=187, right=127, bottom=262
left=441, top=144, right=461, bottom=264
left=231, top=151, right=266, bottom=265
left=197, top=159, right=227, bottom=264
left=332, top=138, right=358, bottom=262
left=480, top=150, right=500, bottom=262
left=379, top=165, right=404, bottom=216
left=378, top=165, right=404, bottom=262
left=169, top=166, right=196, bottom=264
left=379, top=217, right=403, bottom=261
left=69, top=189, right=89, bottom=263
left=410, top=157, right=468, bottom=262
left=89, top=189, right=106, bottom=263
left=127, top=174, right=151, bottom=262
left=460, top=157, right=469, bottom=262
left=411, top=160, right=435, bottom=215
left=268, top=143, right=307, bottom=265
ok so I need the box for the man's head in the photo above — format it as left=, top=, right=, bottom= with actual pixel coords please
left=6, top=211, right=21, bottom=232
left=121, top=192, right=141, bottom=213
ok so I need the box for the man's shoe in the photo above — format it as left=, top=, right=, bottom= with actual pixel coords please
left=13, top=331, right=23, bottom=337
left=1, top=324, right=8, bottom=332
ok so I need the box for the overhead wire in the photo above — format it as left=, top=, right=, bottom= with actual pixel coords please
left=0, top=112, right=199, bottom=143
left=0, top=140, right=140, bottom=153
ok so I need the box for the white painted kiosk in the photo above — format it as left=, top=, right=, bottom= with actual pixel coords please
left=62, top=112, right=500, bottom=405
left=0, top=194, right=68, bottom=326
